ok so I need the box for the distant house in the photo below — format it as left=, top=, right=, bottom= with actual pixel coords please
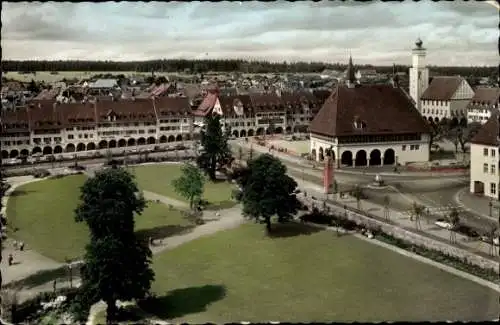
left=467, top=87, right=500, bottom=124
left=88, top=79, right=118, bottom=90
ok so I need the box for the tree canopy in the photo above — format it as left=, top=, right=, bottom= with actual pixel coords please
left=196, top=114, right=233, bottom=181
left=238, top=154, right=300, bottom=232
left=172, top=163, right=205, bottom=209
left=75, top=168, right=154, bottom=322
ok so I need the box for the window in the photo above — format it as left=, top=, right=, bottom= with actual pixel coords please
left=68, top=134, right=74, bottom=139
left=415, top=145, right=419, bottom=150
left=491, top=164, right=496, bottom=175
left=484, top=163, right=488, bottom=173
left=78, top=134, right=83, bottom=139
left=89, top=134, right=93, bottom=138
left=484, top=148, right=489, bottom=156
left=410, top=145, right=415, bottom=150
left=492, top=149, right=496, bottom=157
left=402, top=145, right=406, bottom=151
left=490, top=183, right=496, bottom=195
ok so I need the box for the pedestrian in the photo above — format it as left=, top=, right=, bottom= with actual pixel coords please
left=19, top=241, right=25, bottom=251
left=13, top=240, right=18, bottom=250
left=53, top=280, right=57, bottom=292
left=149, top=237, right=154, bottom=246
left=8, top=253, right=13, bottom=266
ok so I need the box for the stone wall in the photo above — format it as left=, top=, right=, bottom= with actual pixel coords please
left=300, top=198, right=500, bottom=273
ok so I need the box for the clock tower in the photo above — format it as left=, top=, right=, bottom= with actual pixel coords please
left=409, top=38, right=429, bottom=112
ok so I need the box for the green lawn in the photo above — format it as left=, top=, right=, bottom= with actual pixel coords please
left=148, top=223, right=499, bottom=323
left=7, top=175, right=193, bottom=262
left=132, top=164, right=236, bottom=209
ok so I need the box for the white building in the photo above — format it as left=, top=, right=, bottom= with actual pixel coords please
left=409, top=38, right=429, bottom=111
left=470, top=113, right=500, bottom=199
left=467, top=87, right=500, bottom=124
left=420, top=76, right=474, bottom=125
left=309, top=57, right=431, bottom=168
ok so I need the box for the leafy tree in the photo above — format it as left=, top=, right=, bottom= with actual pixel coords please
left=485, top=223, right=499, bottom=256
left=383, top=195, right=390, bottom=221
left=75, top=168, right=154, bottom=323
left=248, top=146, right=254, bottom=162
left=27, top=79, right=39, bottom=93
left=411, top=201, right=424, bottom=230
left=240, top=154, right=300, bottom=232
left=447, top=207, right=460, bottom=243
left=196, top=114, right=232, bottom=181
left=351, top=185, right=363, bottom=210
left=172, top=163, right=205, bottom=209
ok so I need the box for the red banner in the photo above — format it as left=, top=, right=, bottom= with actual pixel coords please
left=323, top=156, right=333, bottom=194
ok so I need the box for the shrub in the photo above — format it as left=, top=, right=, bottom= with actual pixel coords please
left=33, top=169, right=50, bottom=178
left=300, top=209, right=333, bottom=225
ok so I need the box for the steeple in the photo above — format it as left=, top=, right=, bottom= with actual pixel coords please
left=391, top=63, right=399, bottom=88
left=346, top=55, right=356, bottom=88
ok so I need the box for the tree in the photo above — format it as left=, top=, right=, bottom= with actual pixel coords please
left=383, top=195, right=390, bottom=221
left=75, top=168, right=154, bottom=323
left=196, top=114, right=232, bottom=181
left=485, top=223, right=498, bottom=256
left=248, top=145, right=254, bottom=162
left=27, top=79, right=39, bottom=93
left=330, top=179, right=338, bottom=199
left=352, top=185, right=363, bottom=210
left=447, top=207, right=460, bottom=243
left=172, top=163, right=205, bottom=210
left=237, top=147, right=244, bottom=161
left=411, top=201, right=424, bottom=230
left=240, top=154, right=301, bottom=232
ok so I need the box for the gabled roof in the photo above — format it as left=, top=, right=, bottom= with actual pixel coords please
left=469, top=87, right=500, bottom=106
left=421, top=76, right=463, bottom=101
left=310, top=84, right=431, bottom=137
left=471, top=112, right=500, bottom=147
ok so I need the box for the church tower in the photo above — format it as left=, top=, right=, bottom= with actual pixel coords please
left=409, top=38, right=429, bottom=111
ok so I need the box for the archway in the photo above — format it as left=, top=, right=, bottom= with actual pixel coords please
left=1, top=150, right=9, bottom=159
left=127, top=138, right=136, bottom=146
left=369, top=149, right=382, bottom=166
left=77, top=143, right=86, bottom=151
left=248, top=129, right=255, bottom=137
left=109, top=140, right=117, bottom=148
left=118, top=139, right=127, bottom=147
left=318, top=147, right=324, bottom=161
left=275, top=127, right=283, bottom=134
left=311, top=149, right=317, bottom=161
left=175, top=135, right=183, bottom=142
left=341, top=151, right=353, bottom=167
left=147, top=137, right=156, bottom=144
left=473, top=181, right=484, bottom=195
left=65, top=144, right=75, bottom=153
left=285, top=126, right=292, bottom=134
left=293, top=126, right=300, bottom=133
left=325, top=147, right=336, bottom=161
left=184, top=134, right=191, bottom=141
left=434, top=117, right=439, bottom=123
left=427, top=117, right=433, bottom=123
left=138, top=137, right=146, bottom=146
left=355, top=150, right=367, bottom=167
left=9, top=150, right=19, bottom=158
left=99, top=140, right=108, bottom=149
left=159, top=135, right=167, bottom=144
left=20, top=149, right=29, bottom=157
left=42, top=146, right=52, bottom=155
left=383, top=148, right=395, bottom=165
left=240, top=130, right=247, bottom=137
left=87, top=142, right=96, bottom=151
left=32, top=147, right=42, bottom=155
left=232, top=130, right=239, bottom=138
left=256, top=128, right=264, bottom=136
left=459, top=117, right=467, bottom=127
left=168, top=135, right=175, bottom=142
left=54, top=146, right=63, bottom=154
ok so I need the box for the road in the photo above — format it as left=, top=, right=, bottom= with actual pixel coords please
left=231, top=141, right=496, bottom=233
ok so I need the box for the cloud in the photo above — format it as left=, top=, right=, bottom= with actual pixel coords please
left=1, top=1, right=498, bottom=66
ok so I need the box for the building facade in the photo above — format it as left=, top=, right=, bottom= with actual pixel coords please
left=470, top=113, right=500, bottom=199
left=1, top=97, right=193, bottom=160
left=467, top=87, right=500, bottom=125
left=309, top=57, right=431, bottom=168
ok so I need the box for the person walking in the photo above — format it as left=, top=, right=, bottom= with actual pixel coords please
left=8, top=253, right=13, bottom=266
left=19, top=241, right=25, bottom=251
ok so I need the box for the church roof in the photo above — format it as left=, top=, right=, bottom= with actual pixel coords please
left=309, top=84, right=431, bottom=137
left=421, top=76, right=463, bottom=101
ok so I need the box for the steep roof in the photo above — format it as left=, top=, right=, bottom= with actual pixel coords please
left=469, top=87, right=500, bottom=106
left=471, top=112, right=500, bottom=146
left=421, top=76, right=463, bottom=101
left=310, top=84, right=431, bottom=137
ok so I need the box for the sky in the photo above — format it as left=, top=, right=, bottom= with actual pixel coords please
left=2, top=1, right=499, bottom=66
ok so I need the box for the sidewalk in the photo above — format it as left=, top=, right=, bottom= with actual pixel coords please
left=294, top=178, right=499, bottom=259
left=455, top=187, right=499, bottom=222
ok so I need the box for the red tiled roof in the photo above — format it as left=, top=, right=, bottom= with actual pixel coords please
left=95, top=99, right=156, bottom=122
left=471, top=112, right=500, bottom=146
left=310, top=85, right=431, bottom=137
left=153, top=97, right=191, bottom=116
left=469, top=87, right=500, bottom=106
left=421, top=76, right=463, bottom=101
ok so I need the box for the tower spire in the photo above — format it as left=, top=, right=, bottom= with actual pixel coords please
left=347, top=55, right=356, bottom=88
